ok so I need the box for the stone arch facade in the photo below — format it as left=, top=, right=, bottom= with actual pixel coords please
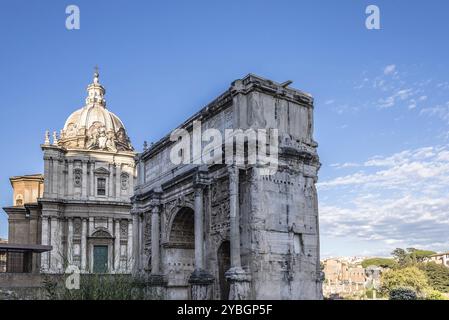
left=168, top=207, right=194, bottom=247
left=132, top=74, right=322, bottom=300
left=164, top=202, right=194, bottom=243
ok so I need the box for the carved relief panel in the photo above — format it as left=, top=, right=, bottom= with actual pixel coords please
left=120, top=220, right=128, bottom=240
left=120, top=172, right=129, bottom=191
left=210, top=179, right=230, bottom=235
left=74, top=168, right=82, bottom=187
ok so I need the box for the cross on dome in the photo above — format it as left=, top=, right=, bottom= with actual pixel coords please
left=93, top=66, right=100, bottom=84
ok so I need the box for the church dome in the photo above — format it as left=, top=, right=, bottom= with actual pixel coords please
left=58, top=70, right=134, bottom=152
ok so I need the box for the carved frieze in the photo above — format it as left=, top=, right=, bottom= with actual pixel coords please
left=120, top=220, right=128, bottom=239
left=73, top=218, right=82, bottom=235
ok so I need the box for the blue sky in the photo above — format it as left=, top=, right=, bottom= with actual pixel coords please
left=1, top=0, right=449, bottom=258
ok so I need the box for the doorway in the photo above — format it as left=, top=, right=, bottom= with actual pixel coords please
left=93, top=245, right=108, bottom=273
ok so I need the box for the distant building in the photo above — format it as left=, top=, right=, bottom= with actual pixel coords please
left=2, top=175, right=47, bottom=273
left=425, top=252, right=449, bottom=267
left=4, top=174, right=43, bottom=244
left=322, top=258, right=367, bottom=298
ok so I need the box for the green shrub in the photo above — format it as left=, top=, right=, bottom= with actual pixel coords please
left=423, top=289, right=448, bottom=300
left=381, top=266, right=429, bottom=296
left=389, top=287, right=417, bottom=300
left=419, top=262, right=449, bottom=293
left=42, top=274, right=152, bottom=300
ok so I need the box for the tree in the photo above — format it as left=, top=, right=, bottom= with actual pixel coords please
left=407, top=248, right=436, bottom=262
left=419, top=262, right=449, bottom=293
left=391, top=248, right=411, bottom=267
left=381, top=266, right=430, bottom=296
left=391, top=248, right=436, bottom=267
left=361, top=258, right=397, bottom=269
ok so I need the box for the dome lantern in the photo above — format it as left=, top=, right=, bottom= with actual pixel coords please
left=85, top=67, right=107, bottom=108
left=57, top=69, right=134, bottom=152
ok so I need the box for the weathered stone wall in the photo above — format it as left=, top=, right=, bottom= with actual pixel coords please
left=0, top=273, right=64, bottom=300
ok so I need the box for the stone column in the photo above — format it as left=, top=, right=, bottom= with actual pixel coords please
left=43, top=156, right=51, bottom=198
left=225, top=165, right=251, bottom=300
left=151, top=205, right=160, bottom=274
left=90, top=161, right=95, bottom=199
left=50, top=217, right=60, bottom=273
left=81, top=161, right=88, bottom=199
left=146, top=198, right=167, bottom=299
left=109, top=164, right=115, bottom=199
left=194, top=186, right=204, bottom=270
left=51, top=159, right=57, bottom=197
left=189, top=174, right=214, bottom=300
left=115, top=164, right=122, bottom=200
left=67, top=160, right=74, bottom=197
left=41, top=216, right=49, bottom=271
left=81, top=218, right=87, bottom=272
left=67, top=218, right=73, bottom=265
left=114, top=219, right=121, bottom=272
left=139, top=213, right=144, bottom=272
left=229, top=165, right=241, bottom=268
left=127, top=219, right=133, bottom=273
left=132, top=213, right=139, bottom=273
left=55, top=159, right=62, bottom=198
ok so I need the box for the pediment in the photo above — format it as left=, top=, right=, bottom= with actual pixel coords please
left=91, top=229, right=112, bottom=238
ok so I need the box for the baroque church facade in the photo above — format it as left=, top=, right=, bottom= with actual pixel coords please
left=4, top=72, right=136, bottom=273
left=38, top=71, right=136, bottom=274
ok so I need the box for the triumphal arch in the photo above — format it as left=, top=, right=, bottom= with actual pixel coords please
left=131, top=74, right=323, bottom=300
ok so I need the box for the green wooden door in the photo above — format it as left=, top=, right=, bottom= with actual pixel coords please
left=93, top=245, right=108, bottom=273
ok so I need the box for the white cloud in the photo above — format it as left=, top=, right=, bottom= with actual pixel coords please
left=437, top=82, right=449, bottom=90
left=329, top=162, right=358, bottom=169
left=319, top=146, right=449, bottom=253
left=378, top=88, right=415, bottom=108
left=383, top=64, right=397, bottom=75
left=420, top=103, right=449, bottom=123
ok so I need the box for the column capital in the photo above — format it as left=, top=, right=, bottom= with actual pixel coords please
left=228, top=164, right=239, bottom=175
left=149, top=198, right=161, bottom=208
left=151, top=204, right=160, bottom=215
left=193, top=167, right=210, bottom=189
